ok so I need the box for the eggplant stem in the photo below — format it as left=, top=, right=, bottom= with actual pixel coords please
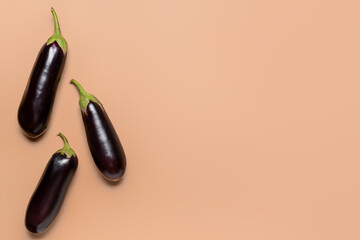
left=57, top=132, right=69, bottom=148
left=47, top=8, right=68, bottom=53
left=51, top=7, right=61, bottom=35
left=71, top=79, right=101, bottom=113
left=70, top=79, right=87, bottom=97
left=57, top=133, right=76, bottom=157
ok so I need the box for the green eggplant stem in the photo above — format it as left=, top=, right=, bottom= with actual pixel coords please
left=57, top=132, right=76, bottom=157
left=47, top=7, right=68, bottom=53
left=71, top=79, right=101, bottom=113
left=51, top=7, right=61, bottom=35
left=70, top=79, right=87, bottom=96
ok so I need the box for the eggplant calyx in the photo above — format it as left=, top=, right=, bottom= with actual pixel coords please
left=70, top=79, right=102, bottom=114
left=56, top=132, right=76, bottom=157
left=47, top=7, right=68, bottom=53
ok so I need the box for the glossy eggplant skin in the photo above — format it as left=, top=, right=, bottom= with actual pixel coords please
left=18, top=42, right=66, bottom=138
left=82, top=101, right=126, bottom=180
left=25, top=152, right=77, bottom=234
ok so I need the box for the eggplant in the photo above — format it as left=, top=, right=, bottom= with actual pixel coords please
left=71, top=79, right=126, bottom=181
left=18, top=8, right=68, bottom=138
left=25, top=133, right=77, bottom=234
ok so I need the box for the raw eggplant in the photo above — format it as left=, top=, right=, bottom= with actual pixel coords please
left=18, top=8, right=67, bottom=138
left=71, top=79, right=126, bottom=181
left=25, top=133, right=77, bottom=233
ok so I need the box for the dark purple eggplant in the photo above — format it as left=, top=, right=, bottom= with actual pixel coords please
left=18, top=8, right=68, bottom=138
left=71, top=79, right=126, bottom=181
left=25, top=133, right=77, bottom=234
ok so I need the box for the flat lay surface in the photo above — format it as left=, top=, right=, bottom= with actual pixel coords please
left=1, top=0, right=360, bottom=239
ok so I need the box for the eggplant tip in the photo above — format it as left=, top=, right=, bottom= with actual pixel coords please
left=22, top=129, right=46, bottom=139
left=101, top=170, right=125, bottom=182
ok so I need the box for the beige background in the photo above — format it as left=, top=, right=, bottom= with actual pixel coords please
left=1, top=0, right=360, bottom=239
